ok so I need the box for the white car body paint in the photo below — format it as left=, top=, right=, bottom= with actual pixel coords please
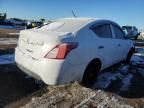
left=15, top=18, right=134, bottom=85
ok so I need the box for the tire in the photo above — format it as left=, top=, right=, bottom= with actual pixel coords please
left=82, top=60, right=101, bottom=87
left=126, top=48, right=135, bottom=63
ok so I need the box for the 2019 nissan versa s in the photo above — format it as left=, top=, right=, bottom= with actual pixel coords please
left=15, top=18, right=134, bottom=87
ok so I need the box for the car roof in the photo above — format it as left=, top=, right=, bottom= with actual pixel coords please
left=57, top=17, right=94, bottom=22
left=39, top=18, right=120, bottom=33
left=57, top=17, right=120, bottom=27
left=58, top=17, right=115, bottom=23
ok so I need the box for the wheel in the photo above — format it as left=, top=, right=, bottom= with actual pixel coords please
left=82, top=60, right=101, bottom=87
left=126, top=48, right=135, bottom=63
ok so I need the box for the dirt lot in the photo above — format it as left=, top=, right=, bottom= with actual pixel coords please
left=0, top=65, right=38, bottom=108
left=0, top=29, right=19, bottom=38
left=0, top=55, right=144, bottom=108
left=0, top=30, right=144, bottom=108
left=0, top=29, right=18, bottom=50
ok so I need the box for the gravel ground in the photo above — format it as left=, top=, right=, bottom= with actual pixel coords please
left=0, top=29, right=19, bottom=49
left=0, top=36, right=144, bottom=108
left=0, top=29, right=19, bottom=38
left=0, top=38, right=18, bottom=45
left=20, top=55, right=144, bottom=108
left=0, top=47, right=142, bottom=108
left=0, top=65, right=39, bottom=108
left=21, top=82, right=134, bottom=108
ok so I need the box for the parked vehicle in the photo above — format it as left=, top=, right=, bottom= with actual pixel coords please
left=0, top=19, right=16, bottom=29
left=0, top=19, right=14, bottom=26
left=122, top=26, right=140, bottom=40
left=15, top=18, right=134, bottom=87
left=7, top=18, right=26, bottom=26
left=26, top=21, right=43, bottom=29
left=0, top=13, right=7, bottom=20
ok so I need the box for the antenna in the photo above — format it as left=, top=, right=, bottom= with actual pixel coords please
left=71, top=10, right=77, bottom=18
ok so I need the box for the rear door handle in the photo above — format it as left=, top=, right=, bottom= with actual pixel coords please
left=98, top=46, right=104, bottom=49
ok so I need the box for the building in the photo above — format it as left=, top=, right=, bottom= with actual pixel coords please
left=0, top=13, right=7, bottom=20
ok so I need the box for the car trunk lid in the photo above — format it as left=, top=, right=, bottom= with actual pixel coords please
left=18, top=29, right=71, bottom=60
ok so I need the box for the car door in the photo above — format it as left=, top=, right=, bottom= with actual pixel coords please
left=91, top=23, right=120, bottom=68
left=111, top=24, right=128, bottom=60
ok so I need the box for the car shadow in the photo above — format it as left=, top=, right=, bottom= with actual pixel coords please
left=92, top=61, right=144, bottom=98
left=0, top=64, right=44, bottom=108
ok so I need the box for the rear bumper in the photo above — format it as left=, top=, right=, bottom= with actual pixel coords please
left=15, top=47, right=66, bottom=85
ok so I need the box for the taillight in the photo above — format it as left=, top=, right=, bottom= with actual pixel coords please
left=44, top=42, right=78, bottom=59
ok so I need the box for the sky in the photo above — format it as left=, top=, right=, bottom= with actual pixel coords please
left=0, top=0, right=144, bottom=29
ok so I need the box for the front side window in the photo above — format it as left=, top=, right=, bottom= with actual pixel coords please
left=112, top=25, right=125, bottom=39
left=91, top=24, right=112, bottom=38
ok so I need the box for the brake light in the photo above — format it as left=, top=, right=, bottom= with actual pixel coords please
left=44, top=42, right=78, bottom=59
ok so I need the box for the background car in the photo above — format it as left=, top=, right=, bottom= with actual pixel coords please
left=15, top=18, right=134, bottom=87
left=122, top=25, right=140, bottom=40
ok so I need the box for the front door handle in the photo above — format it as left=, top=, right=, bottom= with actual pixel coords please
left=98, top=46, right=104, bottom=49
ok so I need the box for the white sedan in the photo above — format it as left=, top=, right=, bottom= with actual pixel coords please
left=15, top=18, right=134, bottom=87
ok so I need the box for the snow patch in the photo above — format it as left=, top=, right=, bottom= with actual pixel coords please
left=135, top=47, right=144, bottom=51
left=0, top=38, right=18, bottom=45
left=0, top=54, right=14, bottom=65
left=120, top=65, right=129, bottom=72
left=8, top=33, right=20, bottom=35
left=94, top=72, right=124, bottom=89
left=93, top=63, right=131, bottom=89
left=131, top=55, right=144, bottom=64
left=119, top=74, right=133, bottom=91
left=134, top=53, right=144, bottom=57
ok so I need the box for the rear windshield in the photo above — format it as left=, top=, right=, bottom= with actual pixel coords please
left=39, top=19, right=88, bottom=32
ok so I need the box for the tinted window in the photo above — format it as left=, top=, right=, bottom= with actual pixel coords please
left=113, top=25, right=125, bottom=39
left=92, top=24, right=112, bottom=38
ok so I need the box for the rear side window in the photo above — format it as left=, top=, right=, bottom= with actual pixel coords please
left=92, top=24, right=112, bottom=38
left=112, top=25, right=125, bottom=39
